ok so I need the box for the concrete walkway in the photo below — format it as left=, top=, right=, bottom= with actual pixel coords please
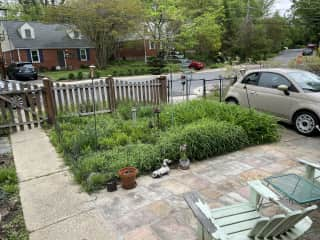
left=11, top=128, right=117, bottom=240
left=11, top=127, right=320, bottom=240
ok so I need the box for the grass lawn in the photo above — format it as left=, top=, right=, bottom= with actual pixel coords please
left=50, top=100, right=279, bottom=192
left=42, top=61, right=181, bottom=81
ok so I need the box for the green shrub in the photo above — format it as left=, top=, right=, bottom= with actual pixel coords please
left=0, top=167, right=18, bottom=195
left=77, top=71, right=83, bottom=80
left=134, top=69, right=139, bottom=75
left=127, top=69, right=133, bottom=76
left=0, top=113, right=10, bottom=136
left=68, top=72, right=75, bottom=80
left=158, top=120, right=249, bottom=161
left=58, top=77, right=67, bottom=81
left=86, top=172, right=109, bottom=192
left=116, top=101, right=135, bottom=120
left=112, top=70, right=118, bottom=76
left=95, top=71, right=101, bottom=78
left=160, top=100, right=279, bottom=145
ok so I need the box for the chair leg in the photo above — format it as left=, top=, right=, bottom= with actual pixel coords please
left=197, top=221, right=213, bottom=240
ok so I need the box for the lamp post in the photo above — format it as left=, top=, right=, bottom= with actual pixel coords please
left=89, top=64, right=97, bottom=150
left=0, top=7, right=7, bottom=80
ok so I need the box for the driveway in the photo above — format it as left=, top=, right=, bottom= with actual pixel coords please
left=10, top=125, right=320, bottom=240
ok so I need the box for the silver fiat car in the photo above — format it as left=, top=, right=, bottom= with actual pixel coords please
left=225, top=68, right=320, bottom=136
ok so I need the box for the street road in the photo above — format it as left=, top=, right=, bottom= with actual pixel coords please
left=21, top=49, right=302, bottom=98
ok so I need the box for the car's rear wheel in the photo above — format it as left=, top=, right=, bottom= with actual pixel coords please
left=294, top=111, right=319, bottom=136
left=225, top=98, right=238, bottom=105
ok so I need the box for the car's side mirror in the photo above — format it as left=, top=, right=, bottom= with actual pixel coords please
left=277, top=84, right=290, bottom=95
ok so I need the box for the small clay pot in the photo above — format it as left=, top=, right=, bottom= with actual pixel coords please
left=106, top=179, right=117, bottom=192
left=118, top=167, right=138, bottom=189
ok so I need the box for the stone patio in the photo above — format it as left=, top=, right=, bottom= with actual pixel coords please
left=11, top=126, right=320, bottom=240
left=92, top=127, right=320, bottom=240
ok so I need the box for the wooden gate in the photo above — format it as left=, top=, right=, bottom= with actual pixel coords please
left=0, top=76, right=168, bottom=132
left=0, top=81, right=46, bottom=132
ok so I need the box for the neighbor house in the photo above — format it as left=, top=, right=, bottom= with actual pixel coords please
left=0, top=21, right=164, bottom=70
left=0, top=21, right=96, bottom=70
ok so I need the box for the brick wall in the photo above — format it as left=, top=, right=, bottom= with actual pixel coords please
left=3, top=48, right=96, bottom=70
left=118, top=39, right=158, bottom=60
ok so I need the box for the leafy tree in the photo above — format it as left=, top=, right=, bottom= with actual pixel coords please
left=142, top=0, right=182, bottom=55
left=45, top=0, right=143, bottom=67
left=176, top=10, right=224, bottom=57
left=292, top=0, right=320, bottom=43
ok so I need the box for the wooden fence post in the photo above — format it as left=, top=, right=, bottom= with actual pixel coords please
left=159, top=76, right=168, bottom=103
left=43, top=78, right=56, bottom=125
left=107, top=77, right=116, bottom=111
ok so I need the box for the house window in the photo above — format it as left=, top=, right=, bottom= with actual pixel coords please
left=79, top=49, right=87, bottom=61
left=31, top=49, right=40, bottom=63
left=74, top=31, right=80, bottom=39
left=25, top=29, right=32, bottom=39
left=149, top=41, right=156, bottom=50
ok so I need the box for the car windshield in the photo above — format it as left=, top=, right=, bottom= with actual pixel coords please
left=21, top=66, right=33, bottom=72
left=288, top=71, right=320, bottom=92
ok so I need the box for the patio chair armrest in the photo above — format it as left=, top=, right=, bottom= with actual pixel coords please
left=184, top=192, right=218, bottom=235
left=249, top=180, right=280, bottom=206
left=298, top=159, right=320, bottom=170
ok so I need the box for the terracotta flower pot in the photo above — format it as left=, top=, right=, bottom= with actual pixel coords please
left=118, top=167, right=138, bottom=189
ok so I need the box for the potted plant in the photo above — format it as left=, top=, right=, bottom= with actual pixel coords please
left=179, top=144, right=190, bottom=170
left=118, top=167, right=138, bottom=189
left=106, top=174, right=118, bottom=192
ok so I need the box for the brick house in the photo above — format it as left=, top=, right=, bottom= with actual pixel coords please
left=117, top=35, right=159, bottom=61
left=0, top=21, right=96, bottom=70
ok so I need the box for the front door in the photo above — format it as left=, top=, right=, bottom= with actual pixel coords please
left=57, top=50, right=65, bottom=68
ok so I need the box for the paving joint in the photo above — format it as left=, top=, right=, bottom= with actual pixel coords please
left=19, top=168, right=70, bottom=183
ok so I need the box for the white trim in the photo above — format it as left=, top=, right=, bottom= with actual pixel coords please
left=63, top=50, right=67, bottom=68
left=30, top=49, right=40, bottom=63
left=79, top=48, right=87, bottom=61
left=17, top=49, right=21, bottom=62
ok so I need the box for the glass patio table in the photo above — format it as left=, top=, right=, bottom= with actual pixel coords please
left=264, top=174, right=320, bottom=204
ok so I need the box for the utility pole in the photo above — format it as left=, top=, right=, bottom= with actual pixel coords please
left=246, top=0, right=251, bottom=24
left=0, top=7, right=7, bottom=80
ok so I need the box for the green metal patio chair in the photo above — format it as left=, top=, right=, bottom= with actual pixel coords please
left=184, top=180, right=317, bottom=240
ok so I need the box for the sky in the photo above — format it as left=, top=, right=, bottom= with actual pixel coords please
left=273, top=0, right=292, bottom=15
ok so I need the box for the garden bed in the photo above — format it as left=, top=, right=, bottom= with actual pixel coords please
left=50, top=100, right=280, bottom=192
left=0, top=150, right=28, bottom=240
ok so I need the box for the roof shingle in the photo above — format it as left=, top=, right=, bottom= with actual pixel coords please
left=3, top=21, right=94, bottom=49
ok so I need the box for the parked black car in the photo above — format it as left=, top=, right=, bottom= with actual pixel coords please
left=302, top=48, right=313, bottom=56
left=7, top=62, right=38, bottom=81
